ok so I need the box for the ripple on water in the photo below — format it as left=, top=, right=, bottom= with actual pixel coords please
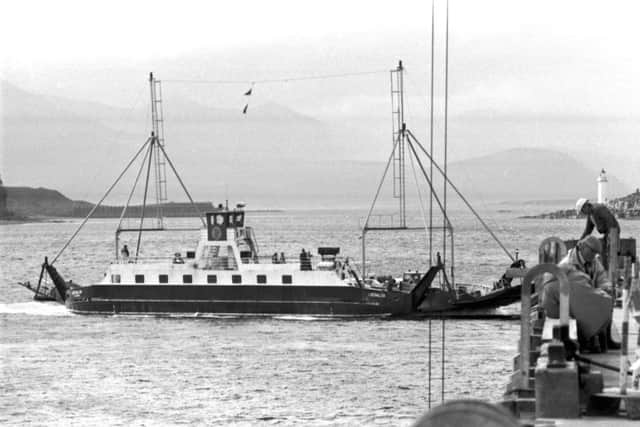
left=6, top=211, right=633, bottom=425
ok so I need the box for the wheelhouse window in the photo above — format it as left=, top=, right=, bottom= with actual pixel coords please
left=207, top=274, right=217, bottom=284
left=282, top=275, right=292, bottom=284
left=111, top=274, right=121, bottom=284
left=257, top=274, right=267, bottom=284
left=183, top=274, right=193, bottom=284
left=135, top=274, right=145, bottom=284
left=232, top=274, right=242, bottom=284
left=159, top=274, right=168, bottom=284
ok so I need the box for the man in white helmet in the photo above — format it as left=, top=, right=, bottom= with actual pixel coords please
left=575, top=198, right=620, bottom=268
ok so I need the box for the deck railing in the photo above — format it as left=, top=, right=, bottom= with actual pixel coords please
left=518, top=263, right=569, bottom=390
left=517, top=237, right=569, bottom=391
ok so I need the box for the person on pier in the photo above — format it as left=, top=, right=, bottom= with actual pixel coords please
left=575, top=198, right=620, bottom=268
left=541, top=235, right=618, bottom=352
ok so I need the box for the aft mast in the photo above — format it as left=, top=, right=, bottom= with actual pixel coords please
left=150, top=72, right=168, bottom=228
left=391, top=61, right=407, bottom=228
left=111, top=72, right=206, bottom=261
left=361, top=61, right=453, bottom=282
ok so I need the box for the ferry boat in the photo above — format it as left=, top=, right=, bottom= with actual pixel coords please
left=31, top=202, right=521, bottom=317
left=60, top=206, right=435, bottom=317
left=26, top=199, right=523, bottom=317
left=21, top=69, right=526, bottom=318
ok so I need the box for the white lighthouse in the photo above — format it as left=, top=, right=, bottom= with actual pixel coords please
left=597, top=169, right=608, bottom=203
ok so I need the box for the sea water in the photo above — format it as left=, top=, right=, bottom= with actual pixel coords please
left=2, top=205, right=637, bottom=426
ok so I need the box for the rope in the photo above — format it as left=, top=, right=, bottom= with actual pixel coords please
left=162, top=69, right=387, bottom=85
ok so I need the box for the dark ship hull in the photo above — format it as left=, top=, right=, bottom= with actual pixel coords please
left=416, top=284, right=522, bottom=314
left=65, top=268, right=521, bottom=317
left=66, top=284, right=415, bottom=317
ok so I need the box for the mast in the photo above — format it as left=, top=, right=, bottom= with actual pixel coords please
left=149, top=72, right=168, bottom=228
left=391, top=60, right=407, bottom=227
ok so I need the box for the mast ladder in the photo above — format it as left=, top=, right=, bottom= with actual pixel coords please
left=390, top=60, right=406, bottom=228
left=149, top=73, right=168, bottom=228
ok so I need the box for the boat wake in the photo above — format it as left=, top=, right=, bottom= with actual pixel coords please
left=273, top=315, right=331, bottom=321
left=0, top=301, right=71, bottom=316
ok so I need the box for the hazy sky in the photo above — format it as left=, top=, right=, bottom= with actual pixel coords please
left=2, top=1, right=638, bottom=65
left=3, top=0, right=638, bottom=116
left=2, top=0, right=639, bottom=190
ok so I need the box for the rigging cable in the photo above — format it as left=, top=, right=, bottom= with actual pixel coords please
left=442, top=0, right=450, bottom=405
left=156, top=143, right=207, bottom=227
left=405, top=138, right=452, bottom=234
left=407, top=129, right=515, bottom=262
left=408, top=143, right=431, bottom=254
left=51, top=137, right=153, bottom=265
left=443, top=0, right=450, bottom=271
left=117, top=139, right=153, bottom=232
left=363, top=132, right=403, bottom=229
left=429, top=0, right=436, bottom=271
left=135, top=140, right=156, bottom=259
left=162, top=69, right=388, bottom=85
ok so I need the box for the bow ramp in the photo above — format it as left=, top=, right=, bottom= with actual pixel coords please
left=410, top=265, right=443, bottom=309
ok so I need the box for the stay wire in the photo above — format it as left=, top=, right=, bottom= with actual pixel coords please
left=407, top=129, right=515, bottom=262
left=408, top=145, right=431, bottom=252
left=162, top=69, right=388, bottom=85
left=51, top=137, right=153, bottom=265
left=117, top=140, right=152, bottom=232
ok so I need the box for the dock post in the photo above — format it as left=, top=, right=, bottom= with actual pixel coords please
left=608, top=228, right=619, bottom=290
left=531, top=264, right=581, bottom=419
left=619, top=257, right=632, bottom=395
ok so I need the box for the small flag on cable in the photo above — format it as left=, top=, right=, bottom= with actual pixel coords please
left=242, top=83, right=254, bottom=114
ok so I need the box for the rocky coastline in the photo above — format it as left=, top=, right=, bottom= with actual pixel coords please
left=521, top=189, right=640, bottom=219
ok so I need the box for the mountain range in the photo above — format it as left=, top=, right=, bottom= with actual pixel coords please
left=1, top=81, right=633, bottom=209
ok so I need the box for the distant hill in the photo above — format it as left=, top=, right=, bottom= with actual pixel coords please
left=2, top=186, right=213, bottom=218
left=1, top=80, right=386, bottom=205
left=3, top=81, right=632, bottom=208
left=447, top=148, right=631, bottom=200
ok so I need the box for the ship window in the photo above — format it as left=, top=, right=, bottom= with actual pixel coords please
left=135, top=274, right=144, bottom=284
left=232, top=274, right=242, bottom=284
left=111, top=274, right=121, bottom=284
left=282, top=275, right=292, bottom=284
left=183, top=274, right=193, bottom=284
left=207, top=274, right=217, bottom=284
left=159, top=274, right=168, bottom=284
left=257, top=274, right=267, bottom=284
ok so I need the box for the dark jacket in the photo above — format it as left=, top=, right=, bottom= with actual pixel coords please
left=580, top=203, right=619, bottom=238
